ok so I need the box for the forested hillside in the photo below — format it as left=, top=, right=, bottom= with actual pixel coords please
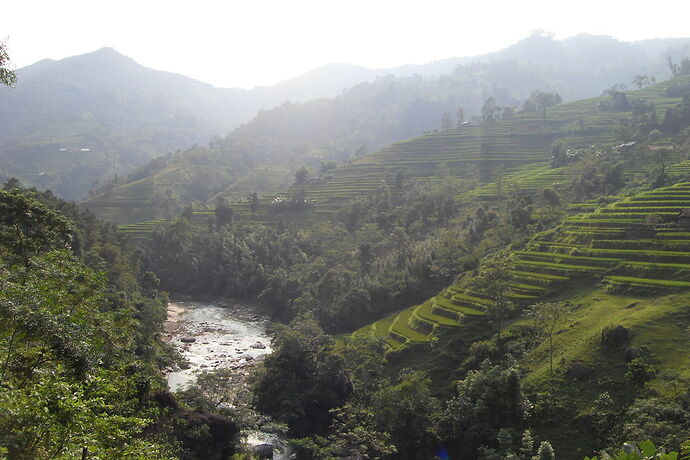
left=0, top=182, right=256, bottom=458
left=4, top=30, right=690, bottom=460
left=84, top=35, right=690, bottom=224
left=131, top=72, right=690, bottom=459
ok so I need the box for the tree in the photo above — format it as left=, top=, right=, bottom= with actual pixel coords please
left=248, top=192, right=260, bottom=215
left=0, top=191, right=74, bottom=267
left=469, top=256, right=515, bottom=344
left=519, top=429, right=535, bottom=460
left=585, top=440, right=682, bottom=460
left=541, top=187, right=560, bottom=209
left=294, top=165, right=310, bottom=185
left=530, top=301, right=569, bottom=376
left=632, top=75, right=656, bottom=89
left=252, top=316, right=351, bottom=437
left=522, top=90, right=562, bottom=114
left=668, top=56, right=679, bottom=77
left=482, top=97, right=499, bottom=122
left=441, top=362, right=527, bottom=458
left=0, top=39, right=16, bottom=87
left=320, top=161, right=337, bottom=175
left=371, top=371, right=441, bottom=458
left=534, top=441, right=555, bottom=460
left=550, top=142, right=567, bottom=168
left=441, top=112, right=453, bottom=130
left=214, top=197, right=233, bottom=227
left=457, top=106, right=465, bottom=127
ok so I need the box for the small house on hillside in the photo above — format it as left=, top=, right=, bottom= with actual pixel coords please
left=678, top=209, right=690, bottom=227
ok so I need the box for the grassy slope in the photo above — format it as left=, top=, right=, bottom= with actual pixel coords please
left=516, top=287, right=690, bottom=458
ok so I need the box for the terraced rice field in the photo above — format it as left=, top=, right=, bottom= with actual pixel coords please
left=351, top=181, right=690, bottom=350
left=282, top=76, right=690, bottom=209
left=513, top=181, right=690, bottom=293
left=118, top=219, right=170, bottom=239
left=350, top=289, right=486, bottom=350
left=468, top=163, right=578, bottom=200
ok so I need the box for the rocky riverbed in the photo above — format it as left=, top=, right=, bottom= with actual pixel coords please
left=162, top=300, right=292, bottom=458
left=162, top=300, right=273, bottom=392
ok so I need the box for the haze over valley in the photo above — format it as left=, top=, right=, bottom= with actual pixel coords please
left=1, top=3, right=690, bottom=459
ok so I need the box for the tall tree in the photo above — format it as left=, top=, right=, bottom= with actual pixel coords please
left=0, top=191, right=74, bottom=267
left=0, top=39, right=16, bottom=87
left=214, top=197, right=234, bottom=227
left=456, top=106, right=465, bottom=127
left=248, top=192, right=260, bottom=215
left=441, top=112, right=453, bottom=131
left=481, top=97, right=499, bottom=122
left=631, top=75, right=656, bottom=89
left=294, top=165, right=310, bottom=185
left=530, top=301, right=569, bottom=376
left=468, top=255, right=515, bottom=344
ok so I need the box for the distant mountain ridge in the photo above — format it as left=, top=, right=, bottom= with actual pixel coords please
left=2, top=35, right=690, bottom=200
left=84, top=37, right=690, bottom=225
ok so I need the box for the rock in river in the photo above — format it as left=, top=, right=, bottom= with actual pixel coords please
left=180, top=337, right=196, bottom=343
left=251, top=341, right=266, bottom=349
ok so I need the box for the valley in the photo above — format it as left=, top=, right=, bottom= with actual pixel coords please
left=1, top=28, right=690, bottom=460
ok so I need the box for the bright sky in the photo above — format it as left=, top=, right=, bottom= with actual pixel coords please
left=2, top=0, right=689, bottom=89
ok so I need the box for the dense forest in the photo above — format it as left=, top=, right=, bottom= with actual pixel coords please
left=2, top=33, right=690, bottom=460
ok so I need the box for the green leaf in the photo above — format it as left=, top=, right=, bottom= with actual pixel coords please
left=638, top=440, right=656, bottom=457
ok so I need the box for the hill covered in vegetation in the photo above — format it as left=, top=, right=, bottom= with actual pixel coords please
left=4, top=34, right=690, bottom=460
left=83, top=35, right=690, bottom=224
left=127, top=71, right=690, bottom=459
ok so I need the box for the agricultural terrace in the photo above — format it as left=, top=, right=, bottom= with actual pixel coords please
left=351, top=289, right=486, bottom=350
left=280, top=76, right=689, bottom=210
left=514, top=181, right=690, bottom=294
left=352, top=181, right=690, bottom=350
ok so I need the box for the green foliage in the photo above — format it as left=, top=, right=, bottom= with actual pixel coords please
left=625, top=357, right=658, bottom=390
left=252, top=316, right=351, bottom=437
left=468, top=255, right=516, bottom=342
left=0, top=190, right=74, bottom=267
left=535, top=441, right=556, bottom=460
left=0, top=186, right=178, bottom=457
left=441, top=362, right=528, bottom=459
left=294, top=165, right=311, bottom=185
left=214, top=196, right=234, bottom=227
left=530, top=301, right=570, bottom=376
left=622, top=394, right=690, bottom=450
left=522, top=90, right=562, bottom=113
left=370, top=371, right=441, bottom=459
left=326, top=404, right=397, bottom=459
left=584, top=440, right=682, bottom=460
left=0, top=39, right=16, bottom=87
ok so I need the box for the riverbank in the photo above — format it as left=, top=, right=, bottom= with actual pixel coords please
left=162, top=300, right=273, bottom=392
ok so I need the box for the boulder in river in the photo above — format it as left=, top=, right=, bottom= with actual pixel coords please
left=251, top=444, right=273, bottom=459
left=251, top=341, right=266, bottom=349
left=181, top=337, right=196, bottom=343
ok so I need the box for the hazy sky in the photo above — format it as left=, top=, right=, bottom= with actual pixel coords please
left=2, top=0, right=689, bottom=89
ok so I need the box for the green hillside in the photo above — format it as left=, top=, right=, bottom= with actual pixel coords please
left=101, top=74, right=690, bottom=231
left=83, top=41, right=690, bottom=225
left=350, top=180, right=690, bottom=349
left=129, top=72, right=690, bottom=459
left=283, top=76, right=688, bottom=211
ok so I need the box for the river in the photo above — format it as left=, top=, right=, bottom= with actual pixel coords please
left=163, top=300, right=291, bottom=459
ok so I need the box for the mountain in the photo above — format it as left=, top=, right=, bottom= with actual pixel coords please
left=85, top=36, right=690, bottom=224
left=0, top=48, right=239, bottom=199
left=4, top=35, right=690, bottom=201
left=0, top=50, right=380, bottom=199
